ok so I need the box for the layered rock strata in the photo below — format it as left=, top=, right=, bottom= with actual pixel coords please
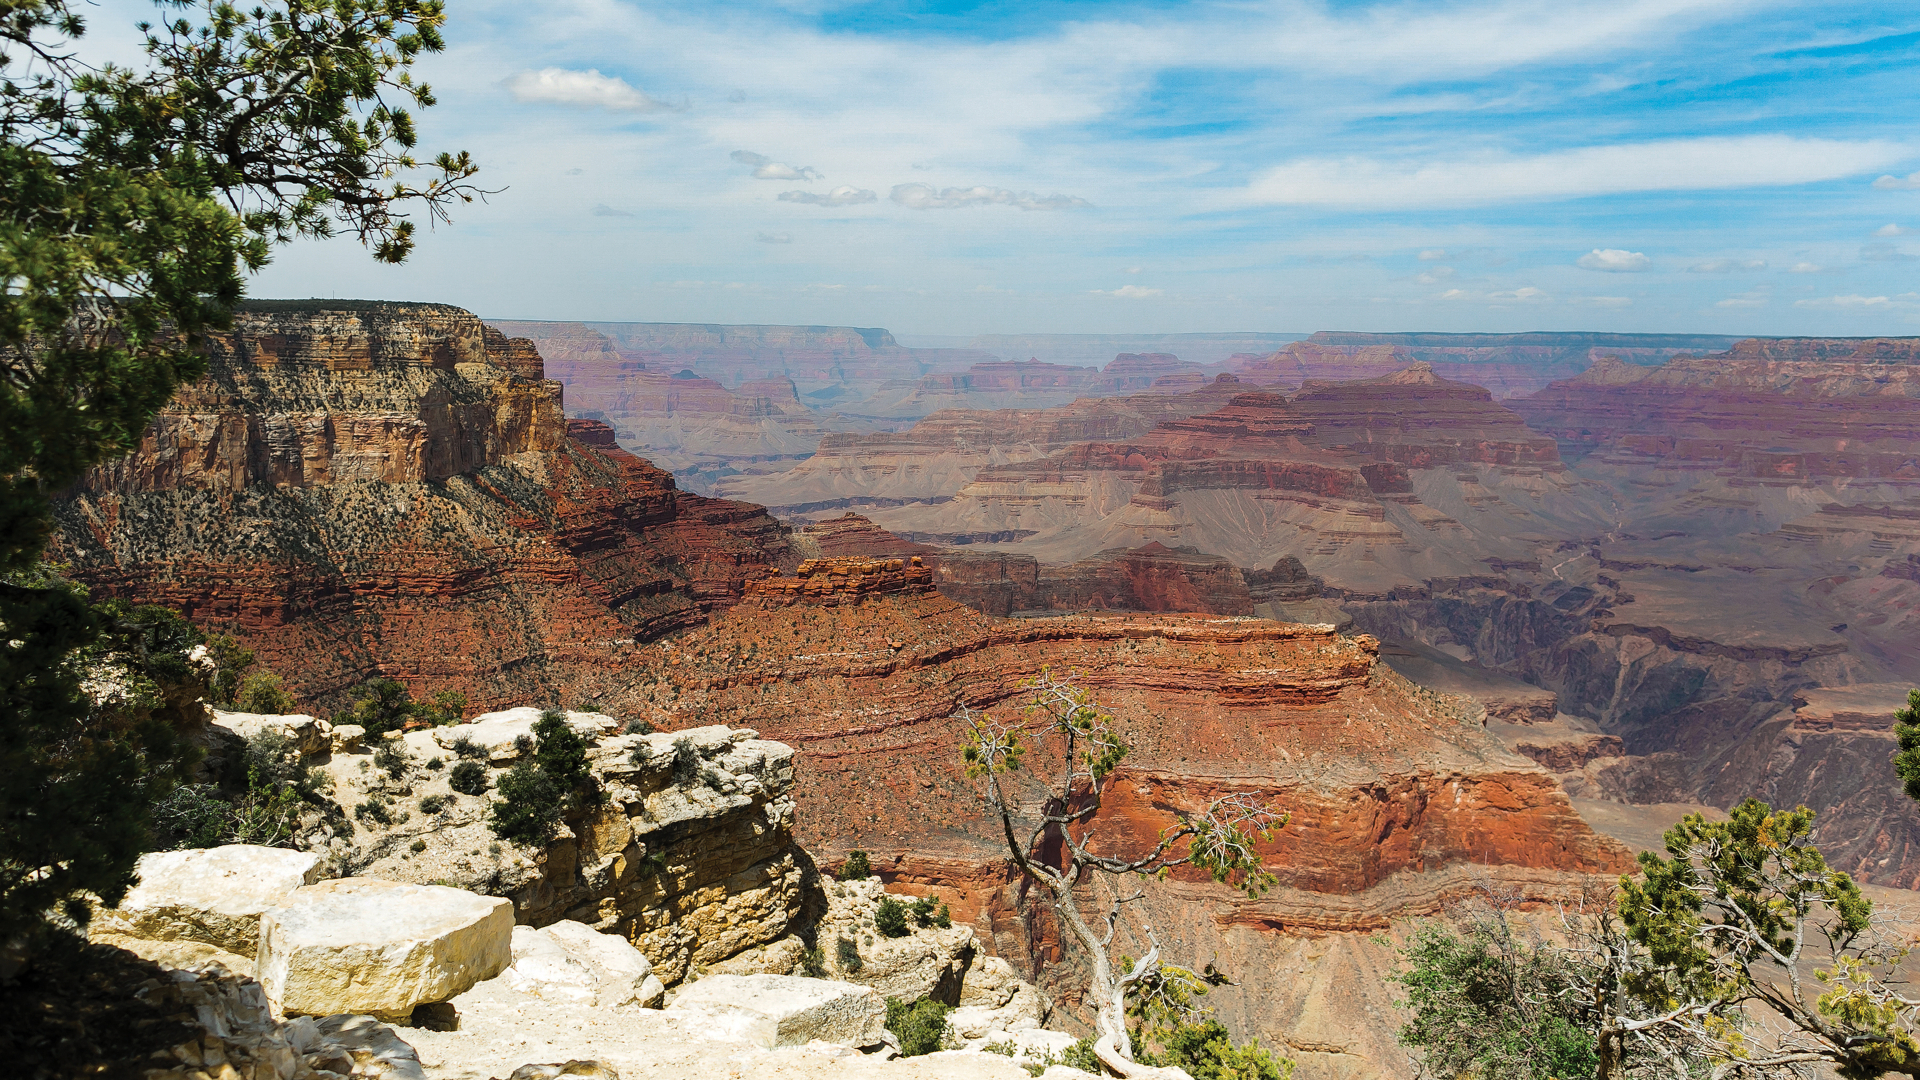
left=1235, top=331, right=1734, bottom=398
left=608, top=575, right=1629, bottom=1066
left=48, top=302, right=793, bottom=710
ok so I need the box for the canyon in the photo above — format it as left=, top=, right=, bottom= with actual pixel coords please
left=47, top=308, right=1920, bottom=1079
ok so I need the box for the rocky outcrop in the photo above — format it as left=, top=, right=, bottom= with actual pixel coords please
left=49, top=303, right=794, bottom=711
left=747, top=556, right=935, bottom=605
left=257, top=879, right=514, bottom=1021
left=504, top=921, right=666, bottom=1008
left=1235, top=331, right=1732, bottom=398
left=605, top=583, right=1628, bottom=1063
left=936, top=543, right=1254, bottom=617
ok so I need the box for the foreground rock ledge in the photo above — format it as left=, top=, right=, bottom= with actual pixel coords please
left=667, top=974, right=888, bottom=1049
left=258, top=878, right=513, bottom=1021
left=94, top=844, right=323, bottom=957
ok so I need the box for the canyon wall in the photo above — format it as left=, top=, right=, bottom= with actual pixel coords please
left=50, top=302, right=794, bottom=711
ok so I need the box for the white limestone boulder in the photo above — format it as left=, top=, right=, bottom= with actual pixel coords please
left=959, top=955, right=1024, bottom=1008
left=504, top=921, right=664, bottom=1008
left=433, top=708, right=618, bottom=763
left=948, top=982, right=1049, bottom=1041
left=258, top=878, right=512, bottom=1021
left=666, top=974, right=887, bottom=1049
left=212, top=709, right=333, bottom=756
left=93, top=845, right=323, bottom=956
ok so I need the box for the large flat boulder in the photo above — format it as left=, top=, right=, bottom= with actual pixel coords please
left=93, top=845, right=323, bottom=956
left=211, top=709, right=333, bottom=756
left=666, top=974, right=886, bottom=1049
left=258, top=878, right=512, bottom=1021
left=504, top=922, right=665, bottom=1008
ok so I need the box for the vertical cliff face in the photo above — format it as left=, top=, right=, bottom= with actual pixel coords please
left=49, top=302, right=794, bottom=710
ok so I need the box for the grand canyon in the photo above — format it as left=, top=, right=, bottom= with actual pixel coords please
left=47, top=301, right=1920, bottom=1078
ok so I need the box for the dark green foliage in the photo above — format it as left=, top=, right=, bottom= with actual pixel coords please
left=489, top=761, right=562, bottom=845
left=1891, top=689, right=1920, bottom=800
left=841, top=849, right=872, bottom=880
left=835, top=935, right=863, bottom=973
left=450, top=736, right=488, bottom=761
left=875, top=896, right=911, bottom=938
left=409, top=838, right=427, bottom=853
left=448, top=760, right=489, bottom=795
left=203, top=634, right=256, bottom=707
left=2, top=0, right=476, bottom=936
left=671, top=737, right=700, bottom=786
left=533, top=710, right=595, bottom=802
left=372, top=737, right=413, bottom=778
left=425, top=756, right=444, bottom=771
left=1392, top=917, right=1600, bottom=1080
left=234, top=670, right=295, bottom=714
left=418, top=793, right=448, bottom=815
left=423, top=690, right=467, bottom=726
left=343, top=678, right=416, bottom=738
left=1058, top=1039, right=1101, bottom=1074
left=0, top=576, right=203, bottom=940
left=1138, top=1020, right=1289, bottom=1080
left=799, top=946, right=827, bottom=978
left=149, top=783, right=231, bottom=849
left=353, top=799, right=392, bottom=826
left=884, top=998, right=952, bottom=1057
left=908, top=895, right=951, bottom=929
left=625, top=717, right=654, bottom=735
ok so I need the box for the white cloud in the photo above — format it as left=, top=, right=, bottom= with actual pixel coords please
left=1790, top=262, right=1824, bottom=273
left=1577, top=248, right=1651, bottom=272
left=1877, top=224, right=1910, bottom=237
left=1794, top=294, right=1892, bottom=308
left=1438, top=288, right=1471, bottom=300
left=1584, top=296, right=1633, bottom=307
left=1873, top=172, right=1920, bottom=191
left=891, top=184, right=1091, bottom=211
left=778, top=186, right=878, bottom=206
left=1418, top=249, right=1448, bottom=260
left=1488, top=286, right=1549, bottom=302
left=1688, top=258, right=1766, bottom=272
left=1248, top=137, right=1910, bottom=208
left=591, top=204, right=634, bottom=217
left=506, top=68, right=665, bottom=111
left=732, top=151, right=823, bottom=181
left=1124, top=266, right=1143, bottom=274
left=1716, top=295, right=1767, bottom=308
left=1093, top=285, right=1164, bottom=298
left=756, top=232, right=793, bottom=243
left=1416, top=267, right=1455, bottom=284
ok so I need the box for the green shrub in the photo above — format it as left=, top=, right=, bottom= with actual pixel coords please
left=425, top=756, right=444, bottom=771
left=372, top=737, right=412, bottom=778
left=448, top=760, right=490, bottom=795
left=409, top=838, right=427, bottom=853
left=875, top=896, right=911, bottom=938
left=489, top=761, right=563, bottom=845
left=234, top=670, right=296, bottom=714
left=533, top=710, right=595, bottom=802
left=884, top=997, right=953, bottom=1057
left=908, top=895, right=950, bottom=929
left=423, top=690, right=466, bottom=726
left=799, top=946, right=827, bottom=978
left=353, top=799, right=392, bottom=826
left=151, top=783, right=231, bottom=849
left=418, top=793, right=448, bottom=815
left=1139, top=1019, right=1290, bottom=1080
left=835, top=936, right=863, bottom=973
left=203, top=634, right=257, bottom=708
left=342, top=678, right=416, bottom=738
left=841, top=850, right=872, bottom=880
left=625, top=717, right=654, bottom=735
left=671, top=737, right=700, bottom=786
left=450, top=735, right=488, bottom=761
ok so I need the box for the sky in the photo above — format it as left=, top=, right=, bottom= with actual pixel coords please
left=91, top=0, right=1920, bottom=336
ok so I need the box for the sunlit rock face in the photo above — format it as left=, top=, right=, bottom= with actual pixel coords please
left=50, top=301, right=794, bottom=710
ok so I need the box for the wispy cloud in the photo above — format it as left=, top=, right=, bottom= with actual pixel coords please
left=1873, top=172, right=1920, bottom=191
left=1092, top=285, right=1163, bottom=298
left=756, top=232, right=793, bottom=244
left=1418, top=249, right=1449, bottom=261
left=1860, top=242, right=1917, bottom=263
left=1688, top=258, right=1766, bottom=272
left=591, top=204, right=634, bottom=217
left=1248, top=137, right=1909, bottom=208
left=506, top=68, right=666, bottom=111
left=1794, top=294, right=1896, bottom=308
left=1790, top=262, right=1824, bottom=273
left=1578, top=248, right=1651, bottom=272
left=732, top=151, right=823, bottom=181
left=778, top=187, right=877, bottom=207
left=891, top=184, right=1091, bottom=211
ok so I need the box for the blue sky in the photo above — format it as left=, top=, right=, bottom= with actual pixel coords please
left=125, top=0, right=1920, bottom=335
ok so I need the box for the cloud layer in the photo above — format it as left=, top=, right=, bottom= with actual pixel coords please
left=778, top=187, right=877, bottom=207
left=1250, top=137, right=1910, bottom=208
left=505, top=68, right=664, bottom=111
left=890, top=184, right=1091, bottom=211
left=1577, top=249, right=1651, bottom=272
